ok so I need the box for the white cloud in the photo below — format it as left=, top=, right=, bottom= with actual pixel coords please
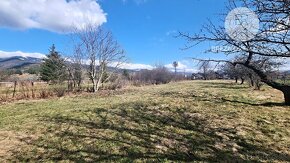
left=120, top=63, right=154, bottom=70
left=280, top=59, right=290, bottom=71
left=78, top=59, right=154, bottom=70
left=119, top=60, right=198, bottom=72
left=0, top=50, right=45, bottom=58
left=120, top=61, right=198, bottom=72
left=65, top=57, right=154, bottom=70
left=165, top=61, right=198, bottom=73
left=0, top=0, right=107, bottom=33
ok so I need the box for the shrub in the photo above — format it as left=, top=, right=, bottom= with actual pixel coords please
left=39, top=88, right=51, bottom=99
left=53, top=85, right=66, bottom=97
left=133, top=66, right=174, bottom=85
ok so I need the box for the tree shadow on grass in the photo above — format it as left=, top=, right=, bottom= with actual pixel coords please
left=12, top=101, right=290, bottom=162
left=195, top=82, right=287, bottom=107
left=197, top=82, right=248, bottom=90
left=159, top=90, right=287, bottom=107
left=219, top=98, right=288, bottom=107
left=203, top=85, right=248, bottom=90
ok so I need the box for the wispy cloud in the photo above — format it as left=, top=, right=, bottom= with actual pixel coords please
left=120, top=63, right=154, bottom=70
left=166, top=30, right=177, bottom=36
left=123, top=61, right=197, bottom=72
left=0, top=0, right=107, bottom=33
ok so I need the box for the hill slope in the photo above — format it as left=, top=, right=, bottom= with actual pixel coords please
left=0, top=56, right=42, bottom=70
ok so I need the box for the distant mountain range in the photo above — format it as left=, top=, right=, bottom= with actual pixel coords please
left=0, top=56, right=289, bottom=75
left=0, top=56, right=42, bottom=70
left=0, top=56, right=134, bottom=73
left=284, top=70, right=290, bottom=74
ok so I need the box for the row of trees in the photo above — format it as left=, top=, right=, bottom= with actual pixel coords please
left=180, top=0, right=290, bottom=105
left=222, top=63, right=263, bottom=90
left=40, top=26, right=126, bottom=93
left=39, top=25, right=190, bottom=93
left=133, top=66, right=186, bottom=85
left=40, top=45, right=185, bottom=91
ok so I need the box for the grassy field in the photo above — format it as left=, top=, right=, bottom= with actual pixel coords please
left=0, top=80, right=289, bottom=162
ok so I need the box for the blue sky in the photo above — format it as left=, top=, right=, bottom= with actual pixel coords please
left=0, top=0, right=228, bottom=72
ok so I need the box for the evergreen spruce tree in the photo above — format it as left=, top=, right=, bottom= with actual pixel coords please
left=40, top=44, right=67, bottom=84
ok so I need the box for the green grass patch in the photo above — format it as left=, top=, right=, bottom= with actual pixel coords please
left=0, top=80, right=289, bottom=162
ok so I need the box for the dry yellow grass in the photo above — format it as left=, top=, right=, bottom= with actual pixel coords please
left=0, top=80, right=289, bottom=162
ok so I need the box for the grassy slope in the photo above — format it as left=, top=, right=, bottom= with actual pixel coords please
left=0, top=81, right=289, bottom=162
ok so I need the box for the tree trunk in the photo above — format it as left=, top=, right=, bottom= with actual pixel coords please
left=235, top=77, right=238, bottom=83
left=96, top=79, right=102, bottom=92
left=31, top=82, right=35, bottom=98
left=73, top=80, right=76, bottom=88
left=250, top=79, right=255, bottom=87
left=234, top=61, right=290, bottom=105
left=282, top=87, right=290, bottom=106
left=203, top=74, right=207, bottom=80
left=96, top=72, right=103, bottom=92
left=248, top=74, right=254, bottom=87
left=96, top=64, right=105, bottom=92
left=240, top=78, right=245, bottom=85
left=91, top=79, right=97, bottom=93
left=67, top=81, right=71, bottom=92
left=77, top=80, right=82, bottom=90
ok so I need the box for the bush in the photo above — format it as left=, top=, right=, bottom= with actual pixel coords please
left=133, top=66, right=174, bottom=85
left=53, top=85, right=67, bottom=97
left=102, top=77, right=127, bottom=90
left=39, top=89, right=51, bottom=99
left=105, top=82, right=122, bottom=90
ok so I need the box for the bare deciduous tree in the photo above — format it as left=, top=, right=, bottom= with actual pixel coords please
left=199, top=61, right=211, bottom=80
left=67, top=44, right=84, bottom=91
left=179, top=0, right=290, bottom=105
left=73, top=25, right=126, bottom=92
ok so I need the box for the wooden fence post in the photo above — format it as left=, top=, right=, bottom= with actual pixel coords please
left=12, top=81, right=17, bottom=98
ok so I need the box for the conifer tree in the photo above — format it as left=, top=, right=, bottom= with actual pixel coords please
left=40, top=44, right=67, bottom=84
